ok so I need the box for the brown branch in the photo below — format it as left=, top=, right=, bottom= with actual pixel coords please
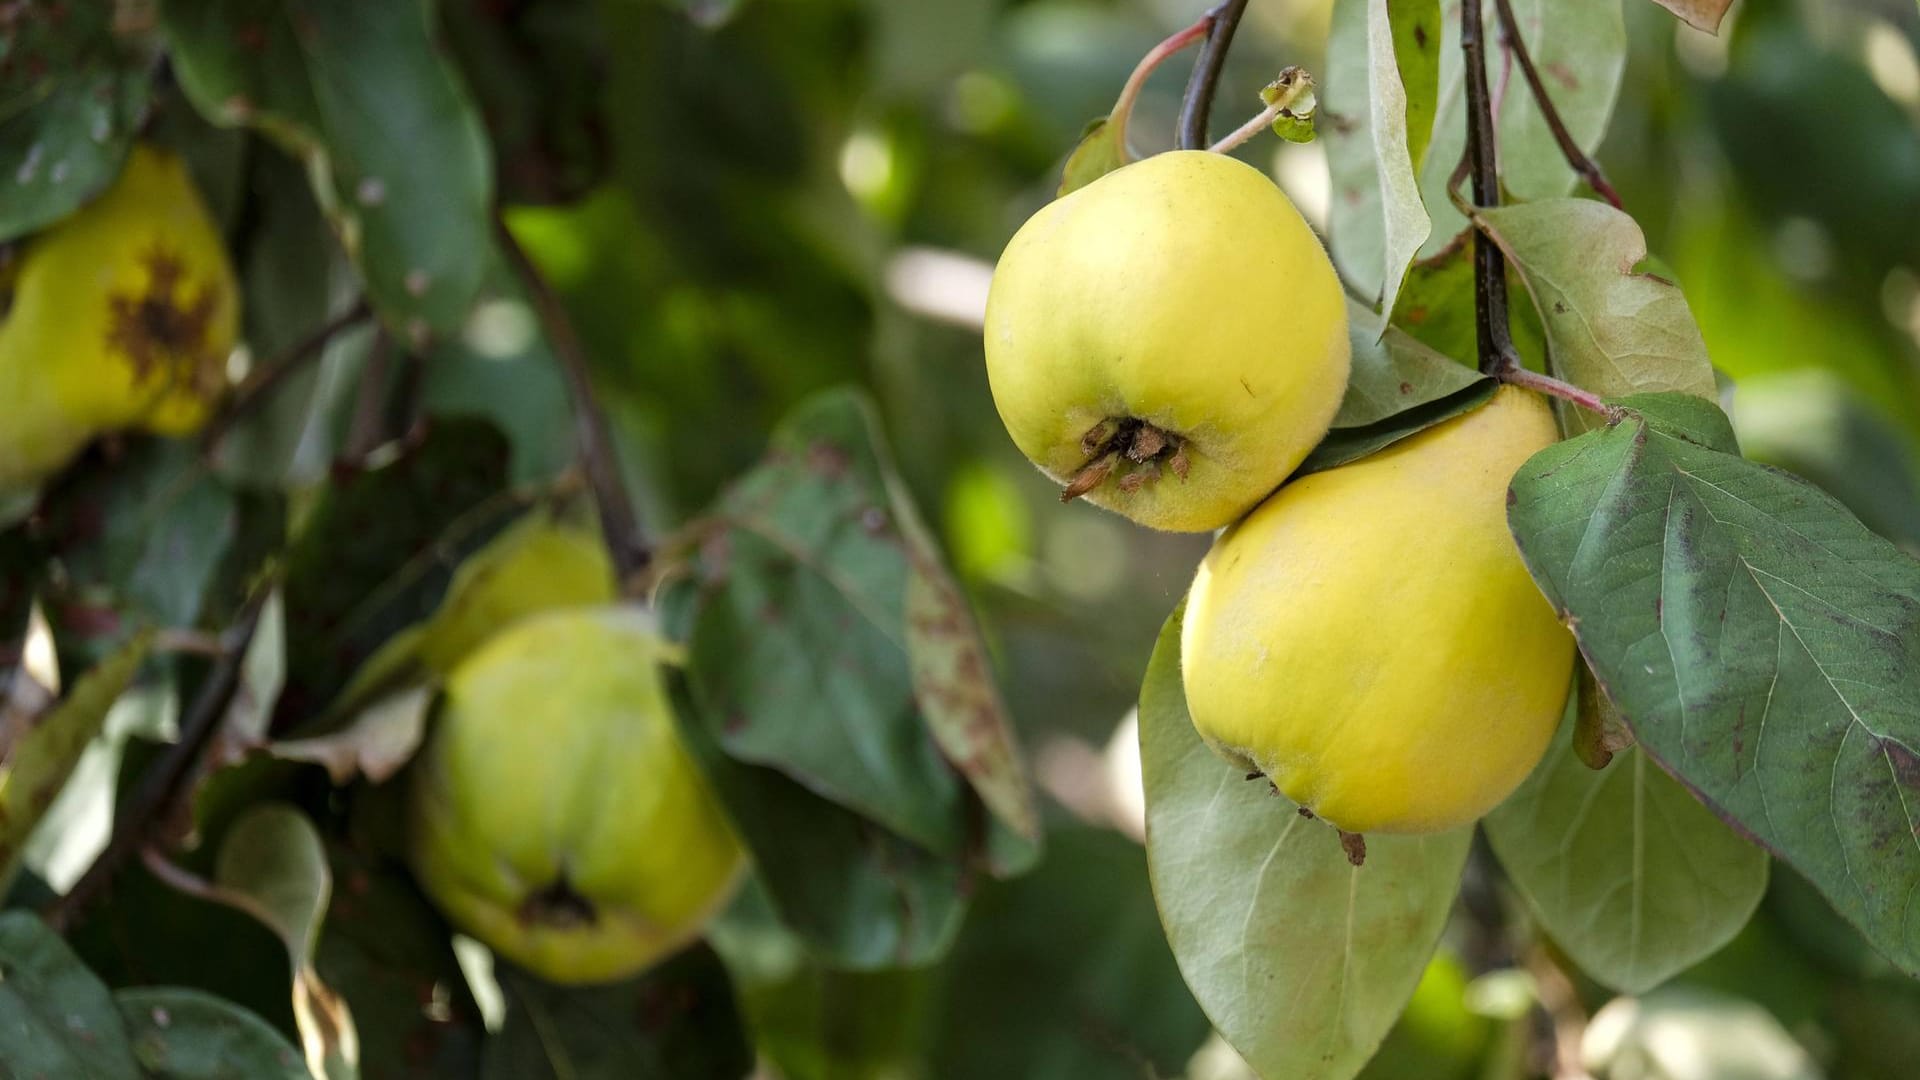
left=44, top=590, right=268, bottom=933
left=1461, top=0, right=1515, bottom=377
left=199, top=300, right=374, bottom=456
left=493, top=218, right=650, bottom=585
left=1175, top=0, right=1252, bottom=151
left=1493, top=0, right=1623, bottom=209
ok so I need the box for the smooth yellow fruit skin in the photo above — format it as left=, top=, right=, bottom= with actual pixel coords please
left=408, top=607, right=744, bottom=985
left=1180, top=387, right=1574, bottom=834
left=0, top=143, right=238, bottom=493
left=983, top=150, right=1349, bottom=532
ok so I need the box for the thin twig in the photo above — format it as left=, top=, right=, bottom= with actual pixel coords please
left=199, top=300, right=374, bottom=456
left=1209, top=70, right=1312, bottom=155
left=1497, top=365, right=1621, bottom=418
left=1493, top=0, right=1623, bottom=209
left=1176, top=0, right=1252, bottom=151
left=493, top=218, right=651, bottom=585
left=1111, top=13, right=1213, bottom=156
left=45, top=591, right=269, bottom=933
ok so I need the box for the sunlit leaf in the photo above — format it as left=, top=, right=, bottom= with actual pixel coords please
left=1477, top=200, right=1716, bottom=433
left=1140, top=605, right=1470, bottom=1079
left=1644, top=0, right=1732, bottom=34
left=1325, top=0, right=1432, bottom=312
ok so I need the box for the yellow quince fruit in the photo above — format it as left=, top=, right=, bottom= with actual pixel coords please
left=983, top=149, right=1349, bottom=532
left=1180, top=387, right=1574, bottom=834
left=407, top=606, right=744, bottom=984
left=0, top=143, right=239, bottom=494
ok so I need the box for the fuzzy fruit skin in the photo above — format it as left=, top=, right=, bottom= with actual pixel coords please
left=983, top=150, right=1349, bottom=532
left=0, top=143, right=238, bottom=493
left=1180, top=387, right=1573, bottom=834
left=408, top=607, right=743, bottom=985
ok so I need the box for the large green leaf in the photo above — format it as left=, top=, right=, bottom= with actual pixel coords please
left=1484, top=712, right=1769, bottom=993
left=0, top=4, right=150, bottom=240
left=1139, top=606, right=1470, bottom=1080
left=484, top=945, right=751, bottom=1080
left=1323, top=0, right=1431, bottom=310
left=1415, top=0, right=1626, bottom=255
left=118, top=987, right=308, bottom=1079
left=1507, top=392, right=1920, bottom=977
left=163, top=0, right=493, bottom=338
left=1477, top=200, right=1717, bottom=433
left=1335, top=300, right=1483, bottom=428
left=663, top=663, right=969, bottom=970
left=0, top=910, right=142, bottom=1077
left=679, top=388, right=1038, bottom=870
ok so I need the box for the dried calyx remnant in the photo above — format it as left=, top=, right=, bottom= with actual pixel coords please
left=1062, top=415, right=1191, bottom=502
left=520, top=876, right=597, bottom=928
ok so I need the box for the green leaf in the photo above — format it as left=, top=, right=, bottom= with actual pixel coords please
left=1057, top=116, right=1128, bottom=198
left=118, top=987, right=308, bottom=1079
left=1336, top=299, right=1484, bottom=428
left=1478, top=200, right=1717, bottom=433
left=0, top=910, right=142, bottom=1079
left=484, top=945, right=751, bottom=1080
left=0, top=631, right=152, bottom=892
left=1386, top=0, right=1440, bottom=169
left=1296, top=379, right=1495, bottom=478
left=1415, top=0, right=1626, bottom=255
left=207, top=804, right=358, bottom=1080
left=681, top=388, right=1038, bottom=868
left=929, top=827, right=1212, bottom=1080
left=314, top=845, right=485, bottom=1080
left=1324, top=0, right=1431, bottom=312
left=1483, top=713, right=1769, bottom=993
left=163, top=0, right=494, bottom=339
left=1139, top=604, right=1470, bottom=1079
left=1507, top=392, right=1920, bottom=978
left=662, top=661, right=969, bottom=970
left=0, top=4, right=150, bottom=240
left=34, top=441, right=238, bottom=670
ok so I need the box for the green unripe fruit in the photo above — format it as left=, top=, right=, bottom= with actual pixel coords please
left=407, top=606, right=743, bottom=984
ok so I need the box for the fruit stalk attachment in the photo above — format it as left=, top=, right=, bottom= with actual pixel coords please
left=1176, top=0, right=1253, bottom=151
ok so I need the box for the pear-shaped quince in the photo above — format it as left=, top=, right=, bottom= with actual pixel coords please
left=407, top=606, right=744, bottom=984
left=983, top=150, right=1349, bottom=532
left=1180, top=387, right=1574, bottom=834
left=0, top=143, right=239, bottom=494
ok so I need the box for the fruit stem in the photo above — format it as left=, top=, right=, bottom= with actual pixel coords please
left=1110, top=13, right=1214, bottom=157
left=44, top=588, right=268, bottom=934
left=495, top=217, right=653, bottom=587
left=1493, top=363, right=1622, bottom=420
left=1208, top=68, right=1312, bottom=155
left=1492, top=0, right=1623, bottom=210
left=1176, top=0, right=1253, bottom=151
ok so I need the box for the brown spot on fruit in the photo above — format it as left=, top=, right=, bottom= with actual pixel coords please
left=104, top=245, right=223, bottom=400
